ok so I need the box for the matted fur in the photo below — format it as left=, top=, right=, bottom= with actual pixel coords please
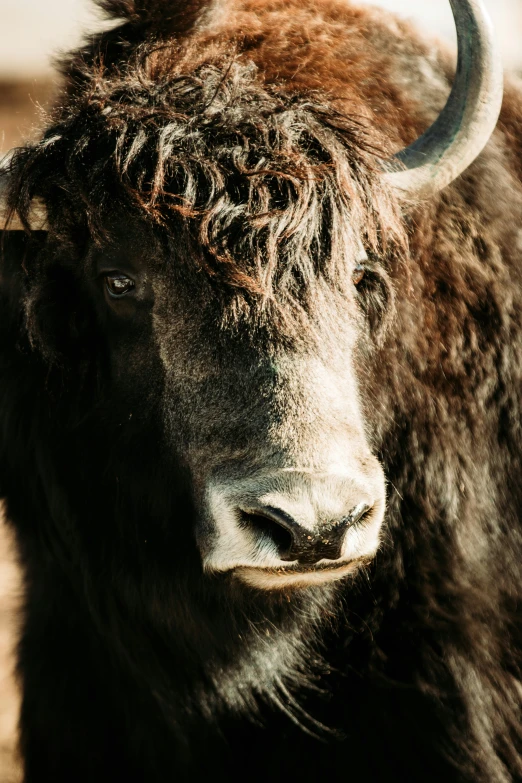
left=96, top=0, right=217, bottom=32
left=9, top=41, right=404, bottom=311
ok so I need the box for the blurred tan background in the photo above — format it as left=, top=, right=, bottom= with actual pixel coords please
left=0, top=1, right=521, bottom=780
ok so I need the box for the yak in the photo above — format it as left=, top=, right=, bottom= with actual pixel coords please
left=0, top=0, right=521, bottom=780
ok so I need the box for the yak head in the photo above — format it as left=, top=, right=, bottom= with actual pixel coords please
left=1, top=0, right=504, bottom=597
left=0, top=0, right=503, bottom=605
left=2, top=41, right=405, bottom=595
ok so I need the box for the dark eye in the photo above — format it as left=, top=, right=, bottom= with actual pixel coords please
left=352, top=264, right=366, bottom=286
left=105, top=273, right=135, bottom=298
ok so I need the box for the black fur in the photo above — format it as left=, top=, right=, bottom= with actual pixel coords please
left=96, top=0, right=215, bottom=33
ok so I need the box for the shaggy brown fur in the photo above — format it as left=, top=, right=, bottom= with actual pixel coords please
left=9, top=47, right=407, bottom=330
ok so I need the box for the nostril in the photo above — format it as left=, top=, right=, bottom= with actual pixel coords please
left=344, top=502, right=372, bottom=529
left=238, top=510, right=294, bottom=559
left=236, top=501, right=374, bottom=566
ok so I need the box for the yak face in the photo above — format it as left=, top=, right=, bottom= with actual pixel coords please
left=8, top=48, right=405, bottom=594
left=80, top=218, right=388, bottom=591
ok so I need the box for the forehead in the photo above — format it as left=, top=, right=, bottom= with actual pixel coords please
left=83, top=211, right=367, bottom=346
left=86, top=219, right=162, bottom=273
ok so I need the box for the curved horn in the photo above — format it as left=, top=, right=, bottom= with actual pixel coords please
left=385, top=0, right=503, bottom=199
left=0, top=157, right=47, bottom=231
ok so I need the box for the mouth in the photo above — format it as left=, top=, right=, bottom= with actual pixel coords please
left=232, top=555, right=372, bottom=590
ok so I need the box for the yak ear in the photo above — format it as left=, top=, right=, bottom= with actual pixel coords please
left=0, top=231, right=31, bottom=294
left=95, top=0, right=219, bottom=34
left=0, top=232, right=42, bottom=329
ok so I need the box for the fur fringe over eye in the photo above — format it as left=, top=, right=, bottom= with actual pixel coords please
left=8, top=42, right=407, bottom=317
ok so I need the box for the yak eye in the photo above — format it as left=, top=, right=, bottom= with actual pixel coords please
left=105, top=273, right=135, bottom=298
left=352, top=265, right=366, bottom=286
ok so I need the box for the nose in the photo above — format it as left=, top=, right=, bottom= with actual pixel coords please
left=238, top=503, right=371, bottom=565
left=203, top=468, right=386, bottom=583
